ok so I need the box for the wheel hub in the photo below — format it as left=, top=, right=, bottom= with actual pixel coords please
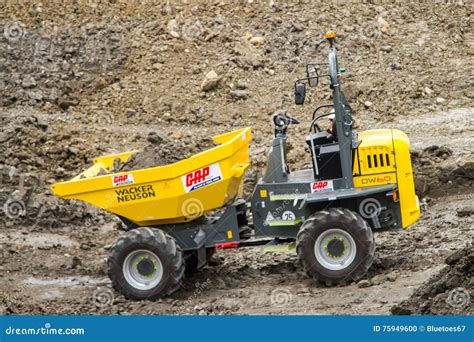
left=314, top=228, right=357, bottom=271
left=327, top=238, right=345, bottom=258
left=136, top=258, right=156, bottom=277
left=122, top=249, right=164, bottom=290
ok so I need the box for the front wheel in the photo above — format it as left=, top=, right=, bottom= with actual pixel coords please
left=108, top=228, right=185, bottom=300
left=297, top=208, right=375, bottom=285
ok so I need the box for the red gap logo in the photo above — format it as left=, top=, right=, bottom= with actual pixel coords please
left=182, top=163, right=222, bottom=193
left=186, top=166, right=210, bottom=188
left=311, top=180, right=333, bottom=193
left=112, top=174, right=134, bottom=187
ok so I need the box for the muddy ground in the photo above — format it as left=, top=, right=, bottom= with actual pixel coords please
left=0, top=1, right=473, bottom=315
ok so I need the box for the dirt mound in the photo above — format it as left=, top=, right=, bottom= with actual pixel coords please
left=1, top=16, right=128, bottom=109
left=0, top=108, right=118, bottom=227
left=391, top=246, right=473, bottom=315
left=1, top=1, right=473, bottom=315
left=0, top=166, right=107, bottom=228
left=0, top=108, right=216, bottom=227
left=118, top=132, right=216, bottom=171
left=2, top=2, right=472, bottom=139
left=0, top=109, right=93, bottom=177
left=412, top=145, right=474, bottom=197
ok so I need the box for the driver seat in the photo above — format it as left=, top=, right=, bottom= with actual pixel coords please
left=305, top=131, right=335, bottom=147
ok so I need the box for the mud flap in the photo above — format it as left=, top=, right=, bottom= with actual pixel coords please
left=196, top=243, right=207, bottom=269
left=194, top=229, right=207, bottom=269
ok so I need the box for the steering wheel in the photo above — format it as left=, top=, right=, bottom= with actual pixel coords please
left=309, top=104, right=334, bottom=133
left=312, top=121, right=322, bottom=133
left=273, top=112, right=300, bottom=127
left=272, top=111, right=299, bottom=137
left=309, top=113, right=332, bottom=133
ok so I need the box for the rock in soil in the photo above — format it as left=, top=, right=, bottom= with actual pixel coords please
left=391, top=246, right=473, bottom=315
left=118, top=133, right=216, bottom=171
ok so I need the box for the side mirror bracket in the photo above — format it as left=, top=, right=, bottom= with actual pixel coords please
left=306, top=64, right=319, bottom=87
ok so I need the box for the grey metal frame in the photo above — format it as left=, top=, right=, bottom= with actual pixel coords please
left=328, top=40, right=354, bottom=189
left=140, top=37, right=402, bottom=253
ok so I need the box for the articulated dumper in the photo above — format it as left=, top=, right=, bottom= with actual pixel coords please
left=52, top=32, right=420, bottom=300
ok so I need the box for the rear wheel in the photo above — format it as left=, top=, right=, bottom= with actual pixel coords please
left=297, top=208, right=374, bottom=285
left=108, top=228, right=185, bottom=300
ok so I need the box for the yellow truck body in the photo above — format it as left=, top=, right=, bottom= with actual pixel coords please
left=51, top=128, right=251, bottom=226
left=353, top=129, right=420, bottom=228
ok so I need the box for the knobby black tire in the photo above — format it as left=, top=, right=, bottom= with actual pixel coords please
left=296, top=207, right=375, bottom=286
left=108, top=227, right=185, bottom=300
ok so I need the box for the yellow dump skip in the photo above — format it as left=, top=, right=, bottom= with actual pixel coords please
left=51, top=128, right=251, bottom=226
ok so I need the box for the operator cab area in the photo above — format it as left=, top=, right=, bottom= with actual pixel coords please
left=267, top=87, right=359, bottom=183
left=304, top=102, right=360, bottom=181
left=262, top=31, right=361, bottom=184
